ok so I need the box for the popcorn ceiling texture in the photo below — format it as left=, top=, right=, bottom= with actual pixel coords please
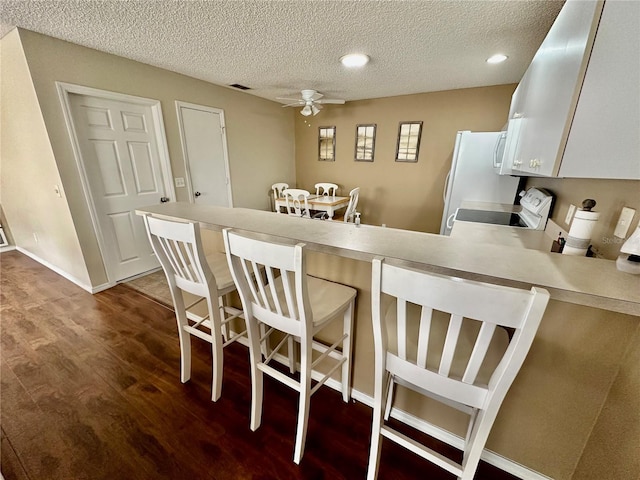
left=0, top=0, right=564, bottom=103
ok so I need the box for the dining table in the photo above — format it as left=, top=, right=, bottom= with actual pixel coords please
left=275, top=194, right=349, bottom=219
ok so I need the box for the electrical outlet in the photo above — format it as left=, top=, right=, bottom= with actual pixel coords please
left=174, top=177, right=185, bottom=187
left=565, top=204, right=577, bottom=226
left=614, top=207, right=636, bottom=238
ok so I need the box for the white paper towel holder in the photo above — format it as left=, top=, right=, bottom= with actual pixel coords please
left=563, top=199, right=598, bottom=256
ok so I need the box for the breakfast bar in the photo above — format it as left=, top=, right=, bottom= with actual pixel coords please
left=137, top=202, right=639, bottom=480
left=137, top=202, right=639, bottom=315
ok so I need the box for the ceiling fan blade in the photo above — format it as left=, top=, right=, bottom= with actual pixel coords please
left=281, top=102, right=303, bottom=107
left=316, top=99, right=345, bottom=105
left=276, top=96, right=303, bottom=102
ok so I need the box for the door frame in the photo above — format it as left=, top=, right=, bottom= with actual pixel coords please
left=175, top=101, right=234, bottom=207
left=56, top=82, right=175, bottom=284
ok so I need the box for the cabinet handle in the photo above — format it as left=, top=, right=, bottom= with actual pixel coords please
left=513, top=113, right=523, bottom=119
left=529, top=159, right=542, bottom=168
left=513, top=160, right=523, bottom=166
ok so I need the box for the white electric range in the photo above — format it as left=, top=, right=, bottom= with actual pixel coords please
left=453, top=187, right=554, bottom=231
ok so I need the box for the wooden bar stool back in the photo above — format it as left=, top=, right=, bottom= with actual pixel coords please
left=367, top=257, right=549, bottom=480
left=143, top=215, right=246, bottom=402
left=223, top=228, right=356, bottom=464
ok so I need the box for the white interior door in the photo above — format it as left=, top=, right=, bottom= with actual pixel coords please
left=176, top=102, right=232, bottom=207
left=68, top=93, right=169, bottom=281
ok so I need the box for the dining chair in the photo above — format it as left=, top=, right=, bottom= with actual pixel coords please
left=333, top=187, right=360, bottom=222
left=367, top=257, right=549, bottom=480
left=143, top=215, right=246, bottom=402
left=271, top=182, right=289, bottom=213
left=315, top=182, right=338, bottom=197
left=282, top=188, right=311, bottom=218
left=223, top=228, right=356, bottom=464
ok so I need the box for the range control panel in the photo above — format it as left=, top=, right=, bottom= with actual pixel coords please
left=520, top=188, right=553, bottom=215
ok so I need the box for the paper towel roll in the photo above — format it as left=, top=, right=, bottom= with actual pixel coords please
left=563, top=210, right=600, bottom=256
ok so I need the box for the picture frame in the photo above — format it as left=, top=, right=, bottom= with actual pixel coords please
left=395, top=121, right=423, bottom=162
left=318, top=126, right=336, bottom=161
left=355, top=124, right=376, bottom=162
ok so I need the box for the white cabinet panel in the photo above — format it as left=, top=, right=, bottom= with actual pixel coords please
left=509, top=0, right=602, bottom=177
left=559, top=0, right=640, bottom=179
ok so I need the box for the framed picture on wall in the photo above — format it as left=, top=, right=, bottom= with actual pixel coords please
left=318, top=126, right=336, bottom=161
left=395, top=121, right=423, bottom=162
left=355, top=124, right=376, bottom=161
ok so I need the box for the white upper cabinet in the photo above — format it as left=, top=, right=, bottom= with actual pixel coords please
left=559, top=0, right=640, bottom=179
left=505, top=0, right=604, bottom=177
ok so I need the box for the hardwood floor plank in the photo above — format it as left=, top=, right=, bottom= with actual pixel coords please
left=1, top=427, right=30, bottom=480
left=1, top=251, right=519, bottom=480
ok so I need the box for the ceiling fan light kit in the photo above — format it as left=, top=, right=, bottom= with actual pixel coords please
left=300, top=104, right=321, bottom=116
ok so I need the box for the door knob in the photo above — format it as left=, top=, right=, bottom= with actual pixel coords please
left=160, top=197, right=169, bottom=203
left=194, top=191, right=202, bottom=197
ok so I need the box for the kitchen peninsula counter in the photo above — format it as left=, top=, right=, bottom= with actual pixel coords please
left=137, top=202, right=639, bottom=316
left=137, top=203, right=639, bottom=480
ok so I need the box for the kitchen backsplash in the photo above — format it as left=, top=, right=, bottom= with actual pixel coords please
left=525, top=177, right=640, bottom=260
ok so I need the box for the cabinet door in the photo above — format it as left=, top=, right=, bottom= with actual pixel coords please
left=499, top=116, right=523, bottom=175
left=559, top=0, right=640, bottom=179
left=511, top=0, right=602, bottom=176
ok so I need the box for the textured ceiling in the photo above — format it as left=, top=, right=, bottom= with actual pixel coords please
left=0, top=0, right=564, bottom=104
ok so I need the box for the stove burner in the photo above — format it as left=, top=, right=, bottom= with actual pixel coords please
left=455, top=209, right=528, bottom=228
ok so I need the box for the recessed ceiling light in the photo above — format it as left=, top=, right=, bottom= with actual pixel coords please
left=340, top=53, right=370, bottom=68
left=486, top=54, right=508, bottom=64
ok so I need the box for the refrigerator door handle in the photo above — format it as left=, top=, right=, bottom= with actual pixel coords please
left=493, top=132, right=507, bottom=169
left=446, top=212, right=456, bottom=229
left=443, top=170, right=451, bottom=203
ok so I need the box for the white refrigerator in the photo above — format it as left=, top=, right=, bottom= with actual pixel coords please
left=440, top=131, right=521, bottom=235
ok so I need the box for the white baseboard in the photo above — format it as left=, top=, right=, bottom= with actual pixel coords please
left=15, top=247, right=112, bottom=294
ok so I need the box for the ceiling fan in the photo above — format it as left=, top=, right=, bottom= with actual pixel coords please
left=276, top=89, right=345, bottom=116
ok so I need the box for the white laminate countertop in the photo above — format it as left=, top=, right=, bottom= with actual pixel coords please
left=137, top=203, right=640, bottom=316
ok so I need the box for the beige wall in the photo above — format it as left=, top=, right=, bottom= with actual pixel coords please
left=4, top=29, right=295, bottom=288
left=572, top=323, right=640, bottom=479
left=0, top=29, right=92, bottom=286
left=294, top=84, right=517, bottom=232
left=526, top=177, right=640, bottom=260
left=292, top=86, right=640, bottom=262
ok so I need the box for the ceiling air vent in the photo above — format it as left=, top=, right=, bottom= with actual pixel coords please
left=229, top=84, right=251, bottom=90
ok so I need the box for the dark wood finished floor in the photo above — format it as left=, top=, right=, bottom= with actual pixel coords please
left=1, top=251, right=519, bottom=480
